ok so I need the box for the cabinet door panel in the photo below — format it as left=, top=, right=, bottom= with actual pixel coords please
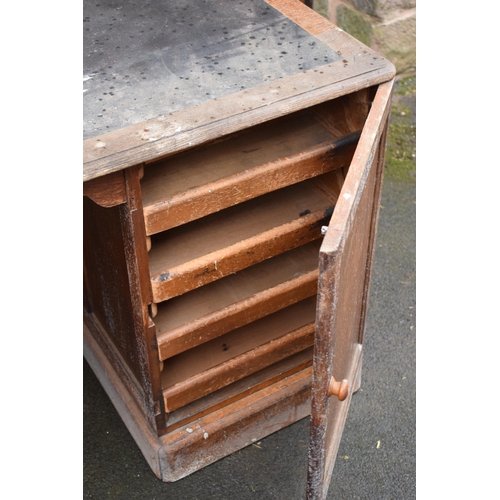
left=306, top=79, right=394, bottom=500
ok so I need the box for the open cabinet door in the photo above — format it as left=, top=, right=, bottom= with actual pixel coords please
left=306, top=79, right=394, bottom=500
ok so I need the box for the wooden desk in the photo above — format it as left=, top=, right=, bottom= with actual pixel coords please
left=83, top=1, right=395, bottom=498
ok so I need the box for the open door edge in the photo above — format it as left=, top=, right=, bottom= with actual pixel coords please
left=305, top=79, right=394, bottom=500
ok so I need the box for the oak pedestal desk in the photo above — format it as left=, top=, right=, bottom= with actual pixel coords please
left=83, top=1, right=396, bottom=498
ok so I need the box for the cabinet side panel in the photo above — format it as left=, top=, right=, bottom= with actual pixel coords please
left=84, top=198, right=138, bottom=362
left=84, top=196, right=158, bottom=426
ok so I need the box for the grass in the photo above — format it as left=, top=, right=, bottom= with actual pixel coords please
left=385, top=76, right=416, bottom=183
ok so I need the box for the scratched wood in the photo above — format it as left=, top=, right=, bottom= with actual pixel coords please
left=165, top=347, right=314, bottom=431
left=148, top=172, right=343, bottom=302
left=161, top=297, right=316, bottom=411
left=155, top=240, right=321, bottom=360
left=85, top=318, right=313, bottom=481
left=158, top=366, right=312, bottom=481
left=83, top=169, right=127, bottom=207
left=306, top=79, right=394, bottom=500
left=83, top=165, right=166, bottom=432
left=83, top=0, right=342, bottom=140
left=83, top=0, right=396, bottom=488
left=83, top=0, right=395, bottom=181
left=141, top=111, right=360, bottom=235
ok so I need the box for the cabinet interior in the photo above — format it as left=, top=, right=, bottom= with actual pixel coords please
left=139, top=89, right=374, bottom=423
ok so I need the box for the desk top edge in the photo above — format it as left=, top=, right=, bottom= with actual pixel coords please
left=83, top=0, right=396, bottom=182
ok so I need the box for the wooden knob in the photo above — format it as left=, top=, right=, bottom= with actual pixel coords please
left=328, top=377, right=349, bottom=401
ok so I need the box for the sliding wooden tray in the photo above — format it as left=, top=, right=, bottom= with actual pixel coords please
left=141, top=113, right=360, bottom=234
left=155, top=240, right=322, bottom=360
left=164, top=347, right=315, bottom=432
left=83, top=0, right=395, bottom=498
left=148, top=172, right=342, bottom=301
left=161, top=296, right=316, bottom=411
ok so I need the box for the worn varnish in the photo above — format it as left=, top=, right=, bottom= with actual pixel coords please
left=307, top=80, right=394, bottom=500
left=155, top=240, right=321, bottom=360
left=141, top=113, right=359, bottom=235
left=83, top=0, right=394, bottom=181
left=148, top=172, right=342, bottom=301
left=83, top=0, right=395, bottom=494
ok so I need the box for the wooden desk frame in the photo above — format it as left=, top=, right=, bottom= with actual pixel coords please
left=83, top=1, right=395, bottom=498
